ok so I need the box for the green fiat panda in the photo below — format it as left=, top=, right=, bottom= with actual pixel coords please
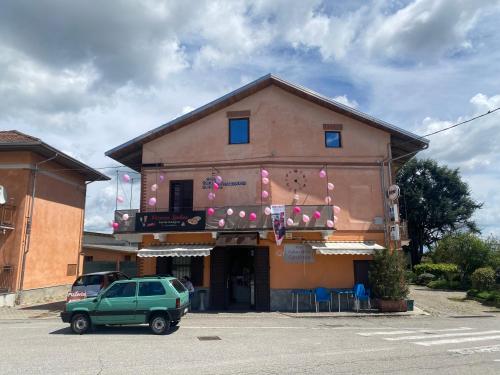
left=61, top=276, right=189, bottom=335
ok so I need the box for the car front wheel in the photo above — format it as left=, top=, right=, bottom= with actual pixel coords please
left=171, top=320, right=179, bottom=327
left=150, top=315, right=170, bottom=335
left=71, top=313, right=90, bottom=335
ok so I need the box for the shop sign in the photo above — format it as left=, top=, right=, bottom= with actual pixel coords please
left=135, top=211, right=206, bottom=232
left=202, top=176, right=247, bottom=190
left=271, top=205, right=286, bottom=246
left=284, top=244, right=315, bottom=263
left=66, top=291, right=86, bottom=302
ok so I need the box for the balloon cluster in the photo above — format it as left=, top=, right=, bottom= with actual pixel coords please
left=261, top=169, right=270, bottom=200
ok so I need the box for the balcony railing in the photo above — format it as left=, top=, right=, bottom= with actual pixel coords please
left=0, top=204, right=15, bottom=231
left=113, top=205, right=335, bottom=234
left=0, top=265, right=14, bottom=293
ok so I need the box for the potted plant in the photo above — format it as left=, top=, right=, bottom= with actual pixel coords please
left=369, top=248, right=409, bottom=312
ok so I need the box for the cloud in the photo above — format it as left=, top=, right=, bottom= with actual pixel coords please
left=332, top=95, right=358, bottom=109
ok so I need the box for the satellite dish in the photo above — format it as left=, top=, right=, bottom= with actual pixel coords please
left=387, top=184, right=400, bottom=201
left=0, top=185, right=6, bottom=205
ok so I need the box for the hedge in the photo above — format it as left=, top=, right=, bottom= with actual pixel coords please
left=414, top=263, right=459, bottom=279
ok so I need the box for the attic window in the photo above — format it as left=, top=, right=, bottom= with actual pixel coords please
left=325, top=131, right=341, bottom=148
left=229, top=118, right=249, bottom=144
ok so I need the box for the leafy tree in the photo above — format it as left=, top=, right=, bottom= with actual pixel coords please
left=432, top=233, right=490, bottom=282
left=397, top=159, right=482, bottom=265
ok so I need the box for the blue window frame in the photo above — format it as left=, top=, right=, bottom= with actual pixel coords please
left=229, top=118, right=249, bottom=144
left=325, top=131, right=341, bottom=148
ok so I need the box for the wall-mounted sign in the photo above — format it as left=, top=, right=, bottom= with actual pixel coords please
left=135, top=211, right=206, bottom=232
left=271, top=205, right=286, bottom=246
left=284, top=244, right=315, bottom=263
left=387, top=184, right=400, bottom=201
left=201, top=177, right=247, bottom=190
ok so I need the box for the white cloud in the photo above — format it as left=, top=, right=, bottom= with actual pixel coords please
left=332, top=95, right=358, bottom=108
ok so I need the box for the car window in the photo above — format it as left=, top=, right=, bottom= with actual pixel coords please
left=139, top=281, right=166, bottom=296
left=170, top=279, right=187, bottom=293
left=103, top=282, right=136, bottom=298
left=117, top=273, right=129, bottom=280
left=73, top=277, right=84, bottom=286
left=86, top=275, right=102, bottom=286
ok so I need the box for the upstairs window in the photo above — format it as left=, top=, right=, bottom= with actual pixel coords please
left=325, top=131, right=342, bottom=148
left=229, top=118, right=249, bottom=144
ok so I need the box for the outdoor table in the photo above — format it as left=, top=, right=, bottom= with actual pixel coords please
left=330, top=288, right=354, bottom=312
left=291, top=289, right=313, bottom=313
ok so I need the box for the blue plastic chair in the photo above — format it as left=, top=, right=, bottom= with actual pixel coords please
left=354, top=283, right=371, bottom=311
left=314, top=287, right=331, bottom=312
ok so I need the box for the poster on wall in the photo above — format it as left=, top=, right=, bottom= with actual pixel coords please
left=284, top=244, right=315, bottom=263
left=271, top=205, right=286, bottom=246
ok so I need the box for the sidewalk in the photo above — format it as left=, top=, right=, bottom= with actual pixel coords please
left=0, top=301, right=64, bottom=320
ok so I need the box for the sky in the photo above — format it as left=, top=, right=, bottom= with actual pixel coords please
left=1, top=0, right=499, bottom=236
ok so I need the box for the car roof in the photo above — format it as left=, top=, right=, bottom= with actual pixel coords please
left=79, top=271, right=121, bottom=276
left=131, top=276, right=176, bottom=281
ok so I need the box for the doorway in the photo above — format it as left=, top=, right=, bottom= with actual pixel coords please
left=210, top=246, right=270, bottom=311
left=353, top=260, right=372, bottom=288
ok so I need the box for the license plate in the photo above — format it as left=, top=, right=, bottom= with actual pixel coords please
left=184, top=307, right=188, bottom=314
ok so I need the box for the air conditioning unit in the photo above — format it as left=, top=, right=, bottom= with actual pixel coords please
left=390, top=224, right=400, bottom=241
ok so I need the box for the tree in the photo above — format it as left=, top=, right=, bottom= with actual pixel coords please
left=396, top=159, right=482, bottom=265
left=369, top=248, right=409, bottom=300
left=432, top=233, right=490, bottom=283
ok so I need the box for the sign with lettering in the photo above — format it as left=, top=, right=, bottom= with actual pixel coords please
left=271, top=205, right=286, bottom=246
left=135, top=211, right=206, bottom=232
left=284, top=244, right=315, bottom=263
left=201, top=176, right=247, bottom=190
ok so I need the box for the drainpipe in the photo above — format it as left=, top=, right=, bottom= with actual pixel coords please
left=17, top=153, right=58, bottom=303
left=379, top=160, right=389, bottom=248
left=76, top=182, right=91, bottom=277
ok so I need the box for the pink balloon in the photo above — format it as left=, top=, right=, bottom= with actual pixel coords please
left=208, top=192, right=216, bottom=200
left=326, top=220, right=334, bottom=228
left=333, top=205, right=341, bottom=214
left=264, top=207, right=271, bottom=215
left=215, top=175, right=223, bottom=184
left=108, top=220, right=114, bottom=228
left=213, top=182, right=219, bottom=190
left=293, top=194, right=300, bottom=201
left=218, top=219, right=225, bottom=227
left=122, top=174, right=131, bottom=183
left=261, top=169, right=269, bottom=178
left=319, top=170, right=327, bottom=178
left=302, top=214, right=310, bottom=223
left=325, top=196, right=332, bottom=205
left=327, top=182, right=334, bottom=191
left=286, top=218, right=294, bottom=226
left=261, top=190, right=269, bottom=199
left=262, top=177, right=269, bottom=185
left=239, top=210, right=246, bottom=218
left=122, top=213, right=129, bottom=221
left=313, top=211, right=321, bottom=219
left=333, top=215, right=339, bottom=223
left=226, top=208, right=234, bottom=216
left=151, top=184, right=158, bottom=192
left=159, top=175, right=165, bottom=182
left=112, top=222, right=119, bottom=229
left=207, top=208, right=215, bottom=216
left=116, top=196, right=124, bottom=203
left=293, top=206, right=301, bottom=214
left=249, top=212, right=257, bottom=221
left=148, top=197, right=157, bottom=206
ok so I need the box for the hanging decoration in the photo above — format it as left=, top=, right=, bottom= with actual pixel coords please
left=264, top=206, right=272, bottom=215
left=215, top=175, right=223, bottom=184
left=261, top=190, right=269, bottom=199
left=327, top=182, right=334, bottom=191
left=326, top=220, right=334, bottom=228
left=151, top=184, right=158, bottom=192
left=218, top=218, right=225, bottom=227
left=148, top=197, right=157, bottom=206
left=293, top=194, right=299, bottom=202
left=207, top=208, right=215, bottom=216
left=333, top=205, right=341, bottom=214
left=112, top=222, right=119, bottom=229
left=122, top=174, right=131, bottom=183
left=226, top=208, right=234, bottom=216
left=208, top=192, right=216, bottom=200
left=262, top=177, right=269, bottom=185
left=213, top=182, right=220, bottom=190
left=261, top=169, right=269, bottom=178
left=302, top=214, right=310, bottom=223
left=333, top=215, right=339, bottom=223
left=116, top=196, right=124, bottom=203
left=159, top=174, right=165, bottom=183
left=286, top=218, right=294, bottom=226
left=249, top=212, right=257, bottom=221
left=293, top=206, right=301, bottom=214
left=313, top=211, right=321, bottom=219
left=319, top=169, right=327, bottom=178
left=271, top=205, right=286, bottom=246
left=122, top=213, right=129, bottom=221
left=239, top=210, right=246, bottom=218
left=324, top=196, right=332, bottom=205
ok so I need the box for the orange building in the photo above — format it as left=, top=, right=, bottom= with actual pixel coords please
left=0, top=131, right=108, bottom=306
left=106, top=75, right=428, bottom=311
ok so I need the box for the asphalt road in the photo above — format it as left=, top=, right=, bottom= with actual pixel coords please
left=1, top=313, right=499, bottom=374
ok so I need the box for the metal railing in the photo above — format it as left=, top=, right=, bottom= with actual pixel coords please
left=0, top=265, right=14, bottom=293
left=0, top=204, right=15, bottom=230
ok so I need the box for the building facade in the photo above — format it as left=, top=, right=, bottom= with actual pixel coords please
left=106, top=75, right=428, bottom=311
left=0, top=131, right=108, bottom=306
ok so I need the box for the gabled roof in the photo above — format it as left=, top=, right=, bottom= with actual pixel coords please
left=0, top=130, right=109, bottom=181
left=106, top=74, right=429, bottom=170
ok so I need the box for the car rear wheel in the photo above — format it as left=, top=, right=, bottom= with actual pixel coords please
left=150, top=315, right=170, bottom=335
left=71, top=313, right=90, bottom=335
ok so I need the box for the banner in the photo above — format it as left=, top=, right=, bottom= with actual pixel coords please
left=271, top=205, right=286, bottom=246
left=135, top=210, right=206, bottom=232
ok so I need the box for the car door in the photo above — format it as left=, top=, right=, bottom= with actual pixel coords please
left=136, top=281, right=169, bottom=323
left=93, top=281, right=138, bottom=325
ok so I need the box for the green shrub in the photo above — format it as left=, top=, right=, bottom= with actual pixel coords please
left=416, top=273, right=436, bottom=285
left=414, top=263, right=459, bottom=281
left=427, top=280, right=448, bottom=289
left=467, top=289, right=478, bottom=297
left=476, top=291, right=495, bottom=301
left=471, top=267, right=495, bottom=291
left=369, top=249, right=409, bottom=300
left=405, top=270, right=416, bottom=283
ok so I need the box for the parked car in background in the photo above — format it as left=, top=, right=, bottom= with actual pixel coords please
left=68, top=271, right=130, bottom=301
left=61, top=276, right=190, bottom=335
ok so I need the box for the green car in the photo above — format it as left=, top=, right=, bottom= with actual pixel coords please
left=61, top=276, right=189, bottom=335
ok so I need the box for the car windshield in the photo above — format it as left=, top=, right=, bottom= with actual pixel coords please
left=170, top=279, right=187, bottom=293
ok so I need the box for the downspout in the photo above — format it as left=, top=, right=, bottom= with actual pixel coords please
left=17, top=153, right=58, bottom=303
left=379, top=160, right=389, bottom=248
left=76, top=182, right=91, bottom=277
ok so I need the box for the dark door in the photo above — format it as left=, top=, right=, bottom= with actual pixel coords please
left=156, top=258, right=172, bottom=276
left=169, top=180, right=193, bottom=212
left=210, top=247, right=228, bottom=310
left=354, top=260, right=372, bottom=287
left=254, top=247, right=270, bottom=311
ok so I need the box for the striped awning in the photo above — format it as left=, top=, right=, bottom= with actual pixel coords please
left=307, top=241, right=384, bottom=255
left=137, top=245, right=214, bottom=257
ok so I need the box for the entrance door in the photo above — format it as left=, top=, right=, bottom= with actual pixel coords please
left=210, top=247, right=228, bottom=310
left=353, top=260, right=372, bottom=288
left=169, top=180, right=193, bottom=212
left=254, top=247, right=270, bottom=311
